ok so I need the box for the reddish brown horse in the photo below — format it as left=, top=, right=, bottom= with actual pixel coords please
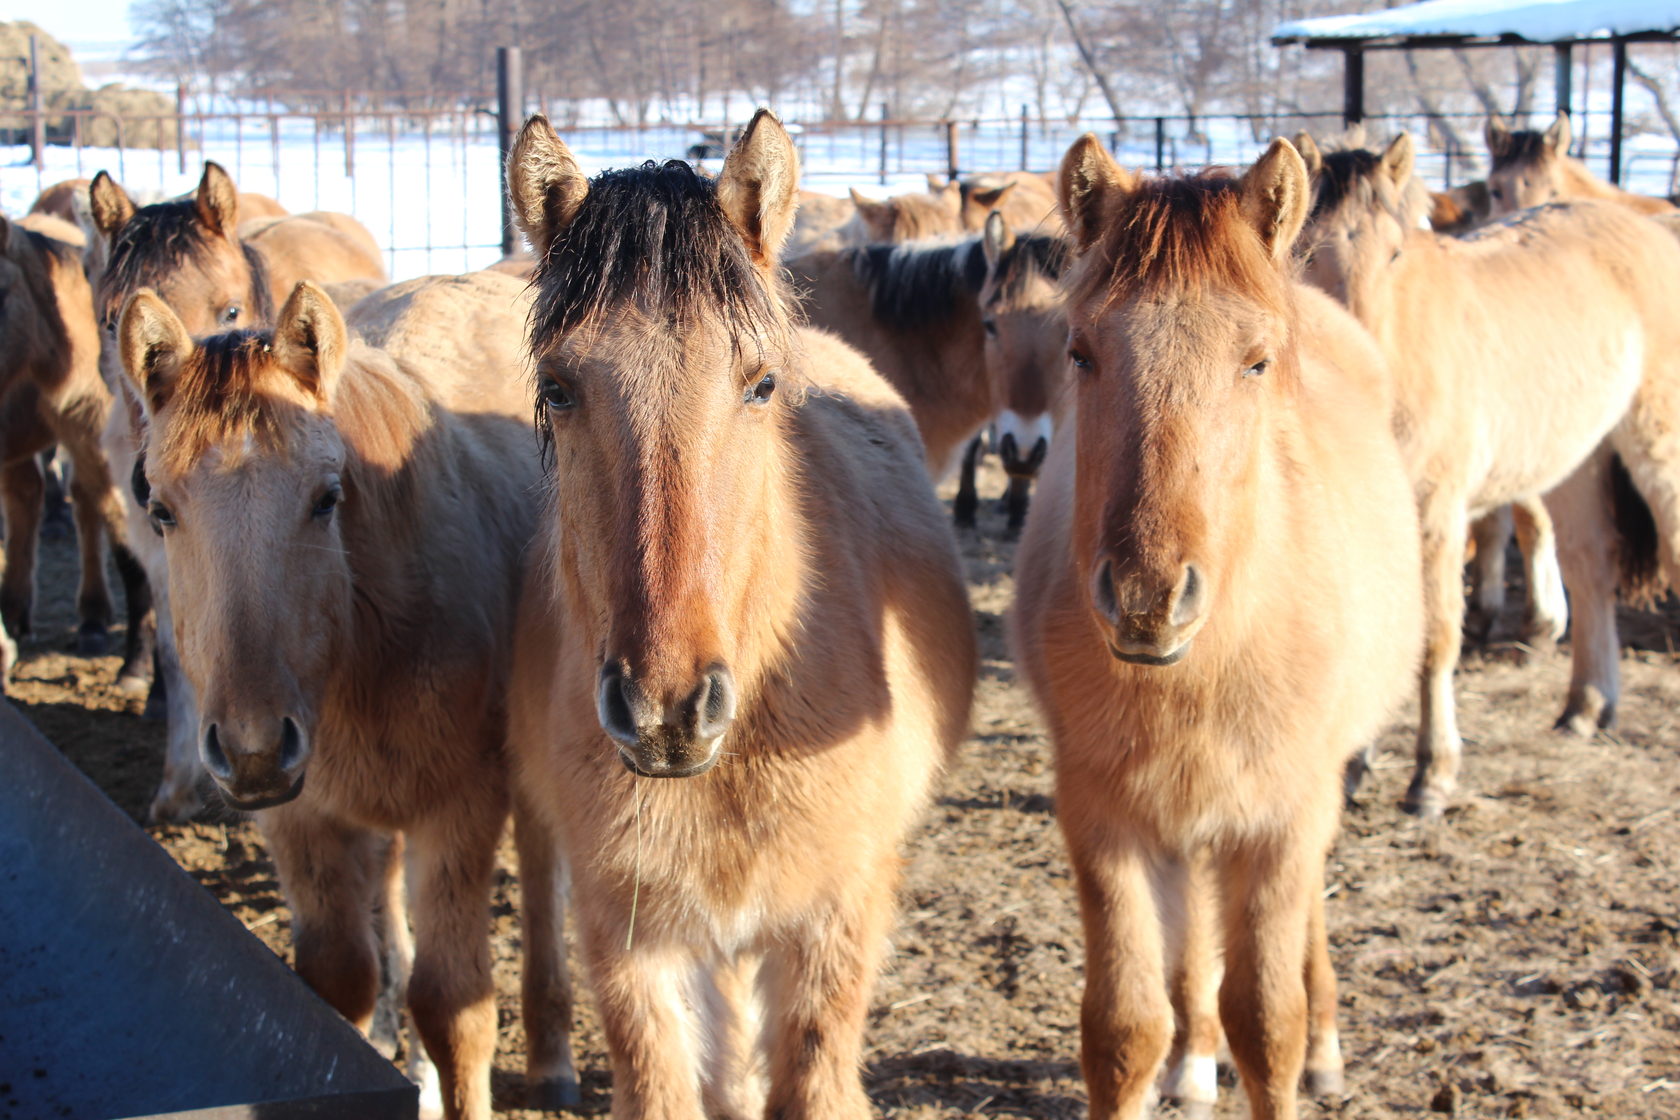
left=505, top=109, right=976, bottom=1118
left=1013, top=137, right=1423, bottom=1119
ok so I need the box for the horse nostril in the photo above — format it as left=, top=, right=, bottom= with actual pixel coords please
left=696, top=666, right=737, bottom=739
left=278, top=716, right=306, bottom=772
left=202, top=723, right=233, bottom=780
left=1173, top=565, right=1203, bottom=626
left=596, top=665, right=639, bottom=747
left=1091, top=558, right=1120, bottom=626
left=999, top=432, right=1020, bottom=465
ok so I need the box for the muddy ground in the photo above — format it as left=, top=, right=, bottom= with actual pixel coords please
left=14, top=458, right=1680, bottom=1119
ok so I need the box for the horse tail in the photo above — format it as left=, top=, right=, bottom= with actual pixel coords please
left=1609, top=452, right=1665, bottom=607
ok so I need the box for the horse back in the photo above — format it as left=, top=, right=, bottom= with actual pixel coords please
left=243, top=211, right=388, bottom=306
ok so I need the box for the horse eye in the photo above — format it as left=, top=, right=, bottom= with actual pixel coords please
left=539, top=377, right=576, bottom=412
left=1490, top=187, right=1502, bottom=200
left=147, top=501, right=176, bottom=530
left=1068, top=349, right=1092, bottom=371
left=1244, top=359, right=1271, bottom=378
left=311, top=486, right=342, bottom=520
left=747, top=371, right=777, bottom=404
left=983, top=319, right=999, bottom=338
left=222, top=305, right=241, bottom=324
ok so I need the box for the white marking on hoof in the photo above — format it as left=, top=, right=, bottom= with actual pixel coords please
left=1162, top=1053, right=1219, bottom=1107
left=414, top=1056, right=443, bottom=1119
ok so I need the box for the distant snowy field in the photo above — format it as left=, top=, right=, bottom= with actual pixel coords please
left=4, top=112, right=1675, bottom=281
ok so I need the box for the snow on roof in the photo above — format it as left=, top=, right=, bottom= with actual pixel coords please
left=1273, top=0, right=1680, bottom=46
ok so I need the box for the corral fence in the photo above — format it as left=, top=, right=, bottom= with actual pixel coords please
left=5, top=72, right=1676, bottom=282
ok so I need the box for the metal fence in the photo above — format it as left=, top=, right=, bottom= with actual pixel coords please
left=4, top=99, right=1676, bottom=281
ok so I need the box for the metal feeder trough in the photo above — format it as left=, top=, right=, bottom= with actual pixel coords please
left=0, top=702, right=417, bottom=1119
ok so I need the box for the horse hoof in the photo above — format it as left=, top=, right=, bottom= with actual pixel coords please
left=1403, top=779, right=1448, bottom=820
left=529, top=1074, right=582, bottom=1110
left=77, top=623, right=109, bottom=656
left=1304, top=1066, right=1345, bottom=1097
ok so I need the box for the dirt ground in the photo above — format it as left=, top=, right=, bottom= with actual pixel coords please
left=14, top=458, right=1680, bottom=1119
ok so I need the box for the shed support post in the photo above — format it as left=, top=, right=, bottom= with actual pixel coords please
left=1342, top=47, right=1365, bottom=129
left=1609, top=38, right=1627, bottom=186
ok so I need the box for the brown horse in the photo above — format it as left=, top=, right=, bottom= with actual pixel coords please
left=1300, top=133, right=1680, bottom=817
left=114, top=275, right=563, bottom=1120
left=0, top=212, right=153, bottom=685
left=1013, top=136, right=1422, bottom=1120
left=504, top=109, right=975, bottom=1119
left=977, top=211, right=1071, bottom=534
left=1486, top=113, right=1675, bottom=216
left=848, top=181, right=964, bottom=241
left=1428, top=180, right=1491, bottom=234
left=951, top=170, right=1065, bottom=235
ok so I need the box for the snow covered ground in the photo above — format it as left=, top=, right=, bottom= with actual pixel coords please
left=4, top=109, right=1673, bottom=281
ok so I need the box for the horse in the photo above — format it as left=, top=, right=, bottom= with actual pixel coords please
left=1299, top=132, right=1680, bottom=818
left=0, top=212, right=154, bottom=688
left=1012, top=135, right=1422, bottom=1120
left=847, top=180, right=964, bottom=242
left=947, top=170, right=1065, bottom=235
left=504, top=109, right=976, bottom=1119
left=114, top=273, right=567, bottom=1120
left=1299, top=131, right=1566, bottom=651
left=784, top=189, right=859, bottom=256
left=1486, top=113, right=1676, bottom=216
left=83, top=161, right=388, bottom=821
left=977, top=211, right=1071, bottom=535
left=786, top=232, right=1008, bottom=525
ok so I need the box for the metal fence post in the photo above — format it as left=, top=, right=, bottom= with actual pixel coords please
left=497, top=46, right=525, bottom=259
left=1154, top=116, right=1166, bottom=172
left=176, top=83, right=187, bottom=173
left=878, top=101, right=889, bottom=185
left=1019, top=103, right=1029, bottom=170
left=28, top=34, right=45, bottom=172
left=944, top=119, right=959, bottom=182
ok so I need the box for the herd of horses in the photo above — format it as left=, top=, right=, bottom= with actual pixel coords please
left=1, top=104, right=1677, bottom=1119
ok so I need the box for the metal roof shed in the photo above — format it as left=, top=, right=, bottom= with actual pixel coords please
left=1271, top=0, right=1680, bottom=184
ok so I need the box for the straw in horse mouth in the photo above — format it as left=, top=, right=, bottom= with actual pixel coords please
left=216, top=772, right=307, bottom=811
left=616, top=751, right=720, bottom=779
left=1108, top=643, right=1189, bottom=667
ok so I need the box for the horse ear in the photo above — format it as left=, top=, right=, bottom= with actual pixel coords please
left=1292, top=131, right=1323, bottom=179
left=118, top=290, right=194, bottom=415
left=195, top=162, right=239, bottom=239
left=717, top=108, right=800, bottom=268
left=1486, top=114, right=1512, bottom=159
left=925, top=172, right=946, bottom=191
left=1240, top=138, right=1311, bottom=264
left=506, top=114, right=590, bottom=260
left=88, top=171, right=136, bottom=239
left=1380, top=132, right=1415, bottom=188
left=1058, top=133, right=1134, bottom=252
left=272, top=282, right=348, bottom=404
left=982, top=210, right=1014, bottom=270
left=1544, top=113, right=1571, bottom=155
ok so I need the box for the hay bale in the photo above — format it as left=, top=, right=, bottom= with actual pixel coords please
left=0, top=22, right=178, bottom=150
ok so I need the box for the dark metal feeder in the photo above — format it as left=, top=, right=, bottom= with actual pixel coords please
left=0, top=702, right=417, bottom=1119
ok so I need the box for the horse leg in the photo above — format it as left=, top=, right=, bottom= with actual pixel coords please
left=580, top=913, right=707, bottom=1120
left=1160, top=852, right=1222, bottom=1120
left=1067, top=836, right=1172, bottom=1120
left=512, top=797, right=580, bottom=1110
left=952, top=434, right=983, bottom=529
left=0, top=456, right=44, bottom=643
left=260, top=805, right=385, bottom=1031
left=1545, top=451, right=1622, bottom=735
left=700, top=952, right=768, bottom=1120
left=1216, top=835, right=1320, bottom=1120
left=39, top=448, right=72, bottom=539
left=1301, top=882, right=1343, bottom=1097
left=1463, top=507, right=1511, bottom=645
left=761, top=869, right=895, bottom=1120
left=1407, top=494, right=1469, bottom=819
left=66, top=463, right=115, bottom=657
left=1004, top=474, right=1032, bottom=540
left=1512, top=496, right=1568, bottom=649
left=1611, top=360, right=1680, bottom=586
left=145, top=598, right=207, bottom=824
left=405, top=796, right=502, bottom=1120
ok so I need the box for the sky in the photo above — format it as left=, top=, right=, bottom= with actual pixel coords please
left=12, top=0, right=136, bottom=52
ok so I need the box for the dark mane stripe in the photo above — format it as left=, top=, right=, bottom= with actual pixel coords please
left=98, top=199, right=214, bottom=319
left=154, top=329, right=285, bottom=469
left=1489, top=129, right=1552, bottom=171
left=528, top=160, right=779, bottom=352
left=992, top=234, right=1070, bottom=300
left=851, top=238, right=986, bottom=331
left=241, top=241, right=276, bottom=323
left=1309, top=149, right=1381, bottom=221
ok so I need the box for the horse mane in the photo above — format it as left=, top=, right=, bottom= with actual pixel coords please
left=241, top=240, right=276, bottom=322
left=990, top=234, right=1070, bottom=301
left=152, top=330, right=286, bottom=470
left=1310, top=149, right=1432, bottom=230
left=1067, top=173, right=1288, bottom=320
left=528, top=159, right=784, bottom=356
left=1488, top=128, right=1554, bottom=172
left=849, top=237, right=987, bottom=331
left=97, top=198, right=276, bottom=325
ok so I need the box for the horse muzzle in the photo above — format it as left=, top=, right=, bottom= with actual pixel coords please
left=597, top=661, right=737, bottom=778
left=1090, top=557, right=1207, bottom=669
left=997, top=411, right=1052, bottom=478
left=200, top=715, right=311, bottom=809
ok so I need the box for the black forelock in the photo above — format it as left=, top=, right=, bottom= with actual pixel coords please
left=98, top=200, right=213, bottom=314
left=1489, top=128, right=1552, bottom=171
left=992, top=234, right=1070, bottom=300
left=852, top=237, right=987, bottom=331
left=526, top=160, right=782, bottom=352
left=1309, top=149, right=1382, bottom=221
